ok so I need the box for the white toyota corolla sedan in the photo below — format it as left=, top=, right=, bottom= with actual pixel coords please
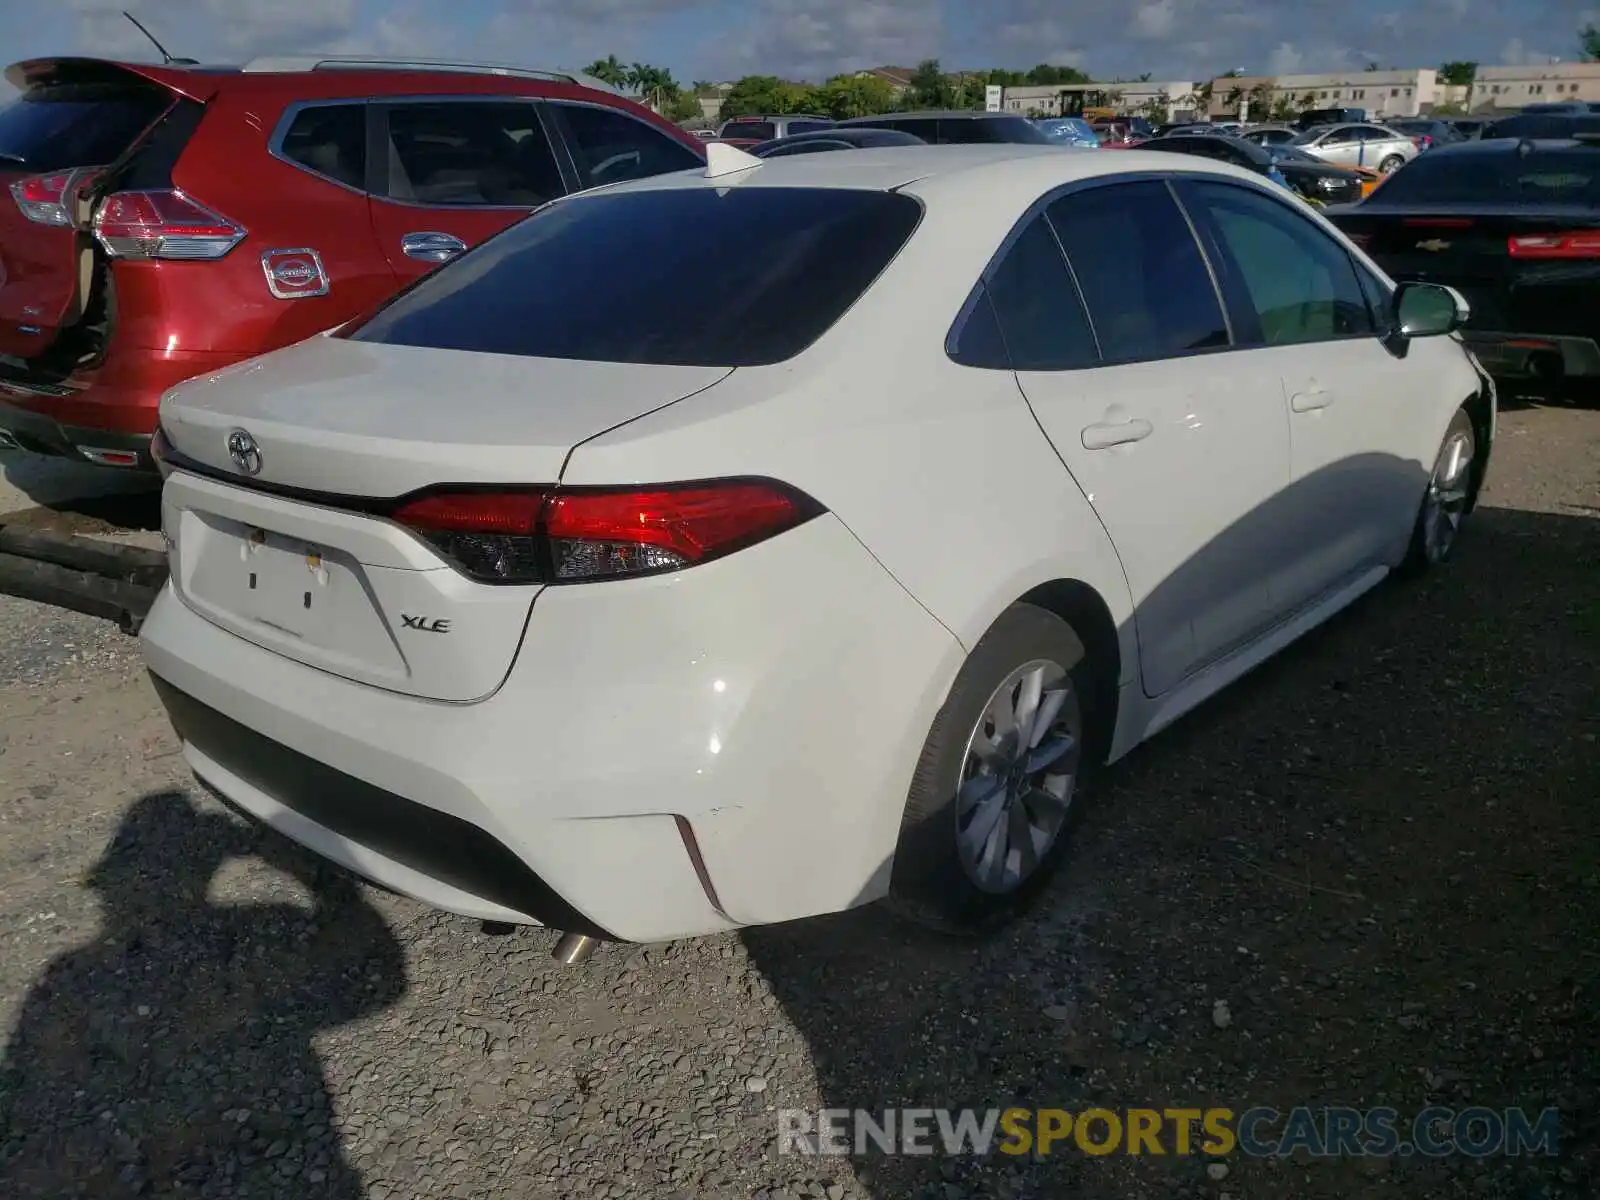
left=140, top=143, right=1494, bottom=951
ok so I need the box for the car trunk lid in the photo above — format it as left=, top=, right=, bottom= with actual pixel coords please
left=1333, top=204, right=1600, bottom=333
left=158, top=334, right=734, bottom=702
left=0, top=59, right=194, bottom=358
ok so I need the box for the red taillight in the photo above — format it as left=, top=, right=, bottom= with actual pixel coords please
left=1507, top=231, right=1600, bottom=259
left=1403, top=217, right=1474, bottom=228
left=93, top=189, right=245, bottom=260
left=10, top=172, right=73, bottom=226
left=391, top=480, right=822, bottom=584
left=1347, top=232, right=1374, bottom=249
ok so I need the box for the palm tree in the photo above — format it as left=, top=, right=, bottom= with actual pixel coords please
left=583, top=55, right=627, bottom=88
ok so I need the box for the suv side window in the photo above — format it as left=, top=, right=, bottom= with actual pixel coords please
left=278, top=103, right=367, bottom=191
left=1047, top=180, right=1230, bottom=364
left=938, top=119, right=998, bottom=145
left=384, top=101, right=564, bottom=207
left=1182, top=180, right=1375, bottom=345
left=556, top=103, right=703, bottom=189
left=961, top=214, right=1098, bottom=370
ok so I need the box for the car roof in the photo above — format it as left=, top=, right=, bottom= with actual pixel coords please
left=1424, top=136, right=1598, bottom=156
left=838, top=110, right=1020, bottom=123
left=583, top=142, right=1271, bottom=204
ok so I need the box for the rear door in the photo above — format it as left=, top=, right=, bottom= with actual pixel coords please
left=1311, top=125, right=1362, bottom=167
left=1003, top=179, right=1293, bottom=695
left=367, top=98, right=570, bottom=286
left=0, top=65, right=174, bottom=358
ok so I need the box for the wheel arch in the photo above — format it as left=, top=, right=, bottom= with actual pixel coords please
left=1015, top=577, right=1122, bottom=767
left=1461, top=382, right=1494, bottom=514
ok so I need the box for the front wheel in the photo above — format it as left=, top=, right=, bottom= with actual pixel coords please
left=1404, top=407, right=1476, bottom=570
left=888, top=604, right=1094, bottom=933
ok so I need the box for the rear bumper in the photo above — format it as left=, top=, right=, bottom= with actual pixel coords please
left=0, top=347, right=248, bottom=469
left=139, top=512, right=964, bottom=943
left=1459, top=331, right=1600, bottom=379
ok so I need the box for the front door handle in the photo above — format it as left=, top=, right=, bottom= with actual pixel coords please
left=1290, top=388, right=1334, bottom=412
left=400, top=231, right=468, bottom=263
left=1081, top=418, right=1153, bottom=450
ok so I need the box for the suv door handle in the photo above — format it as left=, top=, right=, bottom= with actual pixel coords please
left=1081, top=418, right=1153, bottom=450
left=400, top=232, right=468, bottom=263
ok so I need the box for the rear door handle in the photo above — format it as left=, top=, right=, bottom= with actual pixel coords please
left=1290, top=388, right=1334, bottom=412
left=1081, top=418, right=1153, bottom=450
left=400, top=232, right=468, bottom=263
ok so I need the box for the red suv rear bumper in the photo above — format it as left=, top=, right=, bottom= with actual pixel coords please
left=0, top=346, right=245, bottom=470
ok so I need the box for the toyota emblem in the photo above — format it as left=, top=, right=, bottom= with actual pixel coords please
left=227, top=428, right=262, bottom=475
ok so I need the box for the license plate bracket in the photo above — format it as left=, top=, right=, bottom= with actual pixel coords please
left=238, top=528, right=332, bottom=637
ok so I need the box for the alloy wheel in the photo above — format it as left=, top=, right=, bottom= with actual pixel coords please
left=955, top=660, right=1081, bottom=894
left=1421, top=421, right=1475, bottom=563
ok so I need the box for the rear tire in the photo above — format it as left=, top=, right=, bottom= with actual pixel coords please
left=887, top=604, right=1096, bottom=934
left=1379, top=154, right=1405, bottom=174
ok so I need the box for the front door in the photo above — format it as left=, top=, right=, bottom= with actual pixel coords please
left=993, top=180, right=1293, bottom=695
left=367, top=99, right=570, bottom=287
left=1176, top=177, right=1429, bottom=611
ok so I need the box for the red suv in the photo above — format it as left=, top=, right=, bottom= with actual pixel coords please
left=0, top=55, right=705, bottom=469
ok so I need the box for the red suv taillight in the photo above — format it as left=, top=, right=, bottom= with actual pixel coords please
left=392, top=480, right=824, bottom=584
left=10, top=172, right=77, bottom=226
left=93, top=189, right=246, bottom=260
left=1507, top=231, right=1600, bottom=259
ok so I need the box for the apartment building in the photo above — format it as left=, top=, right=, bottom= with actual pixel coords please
left=1469, top=62, right=1600, bottom=111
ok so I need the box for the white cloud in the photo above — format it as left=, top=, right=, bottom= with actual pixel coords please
left=700, top=0, right=942, bottom=82
left=67, top=0, right=358, bottom=59
left=1497, top=38, right=1557, bottom=66
left=1267, top=41, right=1303, bottom=74
left=1134, top=0, right=1177, bottom=39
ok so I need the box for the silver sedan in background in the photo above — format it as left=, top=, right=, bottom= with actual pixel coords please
left=1293, top=122, right=1419, bottom=173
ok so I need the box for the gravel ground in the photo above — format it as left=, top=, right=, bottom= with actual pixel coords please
left=0, top=404, right=1596, bottom=1200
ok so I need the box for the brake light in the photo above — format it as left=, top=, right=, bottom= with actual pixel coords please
left=392, top=480, right=823, bottom=584
left=10, top=173, right=74, bottom=226
left=1346, top=232, right=1374, bottom=249
left=1403, top=217, right=1474, bottom=228
left=93, top=190, right=245, bottom=260
left=1507, top=231, right=1600, bottom=259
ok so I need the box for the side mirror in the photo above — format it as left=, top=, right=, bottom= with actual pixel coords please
left=1392, top=281, right=1468, bottom=338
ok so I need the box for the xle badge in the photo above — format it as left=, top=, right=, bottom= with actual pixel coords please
left=401, top=614, right=451, bottom=634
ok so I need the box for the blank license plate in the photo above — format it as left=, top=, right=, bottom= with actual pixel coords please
left=238, top=529, right=333, bottom=637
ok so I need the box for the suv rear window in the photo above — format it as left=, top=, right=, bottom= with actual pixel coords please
left=0, top=82, right=169, bottom=172
left=347, top=187, right=923, bottom=366
left=722, top=121, right=776, bottom=141
left=1368, top=149, right=1600, bottom=205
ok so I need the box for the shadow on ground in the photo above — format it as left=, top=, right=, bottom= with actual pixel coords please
left=0, top=792, right=407, bottom=1198
left=745, top=504, right=1600, bottom=1200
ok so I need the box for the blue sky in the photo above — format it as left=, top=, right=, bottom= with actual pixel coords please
left=4, top=1, right=1596, bottom=88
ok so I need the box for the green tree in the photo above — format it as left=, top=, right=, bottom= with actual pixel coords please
left=667, top=92, right=703, bottom=122
left=907, top=58, right=950, bottom=107
left=1024, top=63, right=1090, bottom=85
left=1270, top=94, right=1298, bottom=120
left=817, top=73, right=900, bottom=118
left=1583, top=25, right=1600, bottom=60
left=1438, top=61, right=1477, bottom=86
left=583, top=55, right=628, bottom=88
left=718, top=75, right=820, bottom=118
left=1247, top=81, right=1273, bottom=115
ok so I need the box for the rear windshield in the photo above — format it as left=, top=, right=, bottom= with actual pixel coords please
left=0, top=82, right=170, bottom=172
left=722, top=121, right=776, bottom=141
left=346, top=187, right=924, bottom=366
left=1368, top=149, right=1600, bottom=205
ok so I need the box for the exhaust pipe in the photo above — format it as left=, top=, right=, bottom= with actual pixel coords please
left=551, top=932, right=597, bottom=965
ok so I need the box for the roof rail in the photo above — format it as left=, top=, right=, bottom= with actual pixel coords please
left=238, top=55, right=626, bottom=96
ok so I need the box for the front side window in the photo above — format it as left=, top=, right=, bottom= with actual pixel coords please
left=1183, top=180, right=1373, bottom=346
left=384, top=101, right=563, bottom=207
left=347, top=186, right=922, bottom=367
left=1047, top=180, right=1229, bottom=364
left=555, top=103, right=702, bottom=189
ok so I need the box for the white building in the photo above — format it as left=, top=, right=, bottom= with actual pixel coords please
left=1470, top=62, right=1600, bottom=111
left=1001, top=81, right=1195, bottom=122
left=1207, top=69, right=1438, bottom=120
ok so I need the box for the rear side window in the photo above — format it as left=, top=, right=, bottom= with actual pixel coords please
left=980, top=215, right=1098, bottom=370
left=552, top=103, right=702, bottom=189
left=1047, top=180, right=1230, bottom=364
left=0, top=82, right=169, bottom=172
left=347, top=187, right=922, bottom=366
left=1366, top=149, right=1600, bottom=205
left=384, top=101, right=564, bottom=207
left=786, top=120, right=834, bottom=135
left=278, top=104, right=366, bottom=191
left=938, top=120, right=1001, bottom=145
